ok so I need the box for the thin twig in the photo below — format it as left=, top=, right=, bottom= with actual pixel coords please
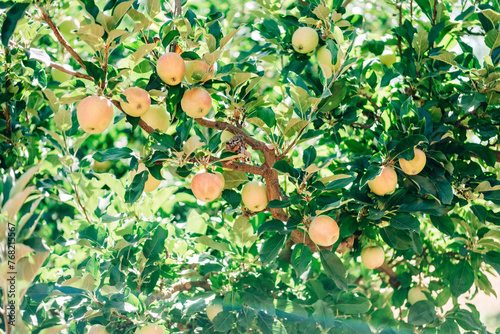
left=49, top=62, right=93, bottom=81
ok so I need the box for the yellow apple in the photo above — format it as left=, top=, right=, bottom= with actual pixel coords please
left=292, top=27, right=319, bottom=54
left=131, top=163, right=162, bottom=192
left=399, top=148, right=426, bottom=175
left=241, top=181, right=268, bottom=212
left=361, top=246, right=385, bottom=269
left=185, top=60, right=213, bottom=84
left=380, top=51, right=397, bottom=67
left=181, top=87, right=212, bottom=118
left=367, top=166, right=398, bottom=196
left=51, top=65, right=73, bottom=82
left=93, top=160, right=112, bottom=172
left=157, top=52, right=186, bottom=86
left=120, top=87, right=151, bottom=117
left=408, top=287, right=428, bottom=305
left=206, top=304, right=223, bottom=322
left=191, top=172, right=224, bottom=202
left=88, top=324, right=109, bottom=334
left=308, top=215, right=339, bottom=247
left=77, top=96, right=114, bottom=134
left=317, top=46, right=333, bottom=69
left=140, top=105, right=170, bottom=133
left=59, top=18, right=79, bottom=39
left=319, top=63, right=332, bottom=79
left=135, top=324, right=165, bottom=334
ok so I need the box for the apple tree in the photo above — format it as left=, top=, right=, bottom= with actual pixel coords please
left=1, top=0, right=500, bottom=333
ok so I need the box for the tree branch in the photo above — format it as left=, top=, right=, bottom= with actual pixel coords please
left=207, top=156, right=266, bottom=175
left=376, top=263, right=400, bottom=288
left=49, top=62, right=93, bottom=81
left=110, top=100, right=156, bottom=133
left=39, top=7, right=86, bottom=69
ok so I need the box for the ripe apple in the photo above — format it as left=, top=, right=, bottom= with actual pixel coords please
left=206, top=304, right=223, bottom=322
left=367, top=166, right=398, bottom=196
left=131, top=163, right=162, bottom=192
left=140, top=105, right=170, bottom=133
left=380, top=50, right=397, bottom=67
left=181, top=87, right=212, bottom=118
left=120, top=87, right=151, bottom=117
left=88, top=324, right=109, bottom=334
left=399, top=148, right=426, bottom=175
left=157, top=52, right=186, bottom=86
left=59, top=18, right=79, bottom=39
left=408, top=286, right=428, bottom=305
left=308, top=215, right=339, bottom=247
left=361, top=246, right=385, bottom=269
left=241, top=181, right=268, bottom=212
left=51, top=65, right=73, bottom=82
left=185, top=60, right=213, bottom=84
left=191, top=172, right=224, bottom=202
left=292, top=27, right=319, bottom=54
left=77, top=96, right=114, bottom=134
left=135, top=324, right=165, bottom=334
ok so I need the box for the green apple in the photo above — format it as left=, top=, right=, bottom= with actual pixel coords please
left=140, top=105, right=170, bottom=133
left=206, top=304, right=223, bottom=322
left=241, top=181, right=268, bottom=212
left=361, top=246, right=385, bottom=269
left=380, top=51, right=397, bottom=67
left=51, top=65, right=73, bottom=82
left=292, top=27, right=319, bottom=54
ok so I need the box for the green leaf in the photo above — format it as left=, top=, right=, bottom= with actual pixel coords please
left=319, top=250, right=347, bottom=291
left=86, top=254, right=99, bottom=280
left=303, top=146, right=316, bottom=168
left=291, top=243, right=312, bottom=277
left=143, top=227, right=168, bottom=260
left=229, top=216, right=256, bottom=249
left=260, top=19, right=281, bottom=41
left=213, top=311, right=236, bottom=332
left=256, top=312, right=275, bottom=334
left=222, top=189, right=241, bottom=209
left=390, top=213, right=420, bottom=232
left=273, top=160, right=299, bottom=178
left=195, top=236, right=231, bottom=253
left=429, top=215, right=455, bottom=236
left=78, top=0, right=100, bottom=20
left=124, top=170, right=147, bottom=204
left=1, top=2, right=30, bottom=47
left=267, top=199, right=291, bottom=209
left=408, top=300, right=436, bottom=325
left=484, top=251, right=500, bottom=275
left=260, top=233, right=286, bottom=265
left=464, top=143, right=496, bottom=167
left=450, top=260, right=474, bottom=297
left=336, top=292, right=372, bottom=314
left=93, top=147, right=133, bottom=162
left=312, top=300, right=335, bottom=332
left=222, top=170, right=248, bottom=189
left=79, top=225, right=106, bottom=246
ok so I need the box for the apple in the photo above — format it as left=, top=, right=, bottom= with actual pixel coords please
left=59, top=18, right=79, bottom=39
left=135, top=324, right=165, bottom=334
left=131, top=163, right=162, bottom=192
left=181, top=87, right=212, bottom=118
left=214, top=171, right=225, bottom=189
left=185, top=59, right=213, bottom=84
left=51, top=65, right=73, bottom=82
left=120, top=87, right=151, bottom=117
left=157, top=52, right=186, bottom=86
left=367, top=166, right=398, bottom=196
left=88, top=324, right=109, bottom=334
left=319, top=63, right=332, bottom=79
left=241, top=181, right=268, bottom=212
left=140, top=105, right=170, bottom=133
left=399, top=148, right=426, bottom=175
left=77, top=96, right=114, bottom=134
left=380, top=50, right=397, bottom=67
left=308, top=215, right=339, bottom=247
left=361, top=246, right=385, bottom=269
left=206, top=304, right=223, bottom=322
left=191, top=172, right=224, bottom=202
left=292, top=27, right=319, bottom=54
left=93, top=160, right=112, bottom=172
left=317, top=46, right=333, bottom=69
left=220, top=130, right=234, bottom=142
left=408, top=286, right=428, bottom=305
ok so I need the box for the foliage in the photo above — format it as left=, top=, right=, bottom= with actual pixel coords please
left=1, top=0, right=500, bottom=333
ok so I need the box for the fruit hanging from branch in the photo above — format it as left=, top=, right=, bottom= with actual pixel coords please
left=76, top=96, right=114, bottom=134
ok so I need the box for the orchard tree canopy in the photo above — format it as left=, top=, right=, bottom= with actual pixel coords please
left=1, top=0, right=500, bottom=333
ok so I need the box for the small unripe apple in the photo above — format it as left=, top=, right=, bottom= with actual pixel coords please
left=157, top=52, right=186, bottom=86
left=380, top=51, right=397, bottom=67
left=399, top=148, right=426, bottom=175
left=121, top=87, right=151, bottom=117
left=408, top=287, right=428, bottom=305
left=51, top=65, right=73, bottom=82
left=292, top=27, right=319, bottom=54
left=59, top=18, right=79, bottom=39
left=88, top=324, right=109, bottom=334
left=140, top=105, right=170, bottom=133
left=93, top=160, right=112, bottom=172
left=206, top=304, right=223, bottom=322
left=361, top=246, right=385, bottom=269
left=191, top=172, right=224, bottom=202
left=241, top=181, right=268, bottom=212
left=135, top=324, right=165, bottom=334
left=77, top=96, right=114, bottom=134
left=185, top=60, right=213, bottom=84
left=317, top=46, right=333, bottom=69
left=367, top=166, right=398, bottom=196
left=181, top=87, right=212, bottom=118
left=220, top=130, right=234, bottom=142
left=131, top=163, right=162, bottom=192
left=308, top=215, right=339, bottom=247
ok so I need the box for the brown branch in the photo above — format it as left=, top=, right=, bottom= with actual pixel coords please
left=278, top=125, right=307, bottom=160
left=40, top=7, right=86, bottom=69
left=110, top=100, right=156, bottom=133
left=100, top=44, right=109, bottom=91
left=397, top=5, right=403, bottom=57
left=207, top=156, right=266, bottom=175
left=49, top=62, right=93, bottom=81
left=376, top=263, right=400, bottom=288
left=174, top=0, right=182, bottom=16
left=350, top=122, right=375, bottom=130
